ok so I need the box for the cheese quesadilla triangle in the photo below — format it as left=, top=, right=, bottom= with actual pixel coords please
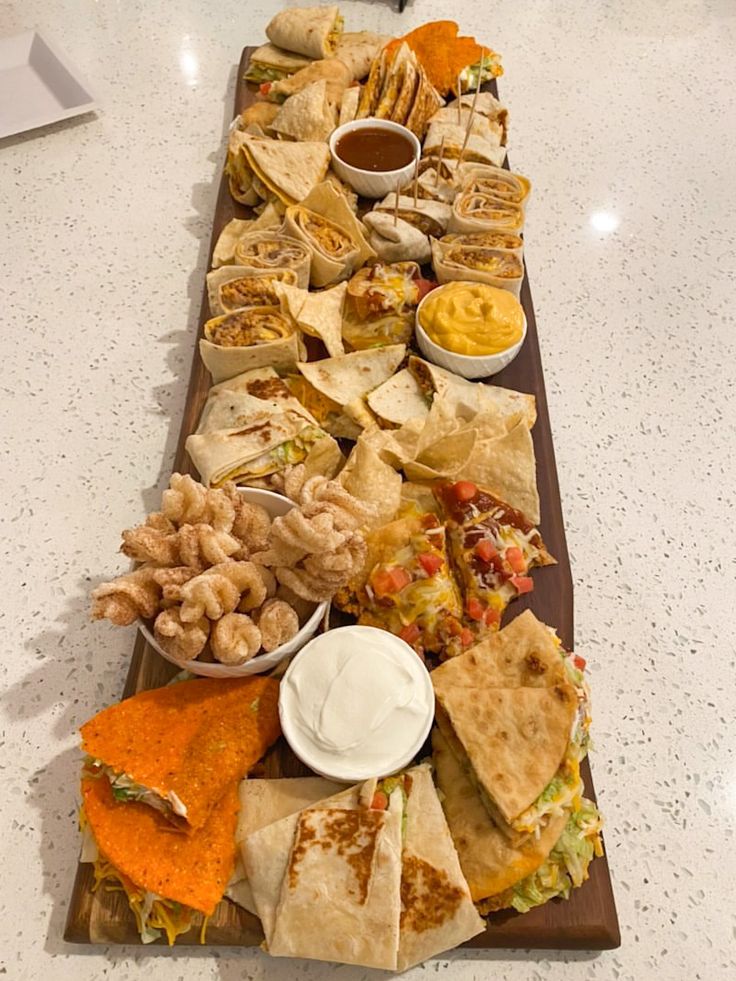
left=80, top=676, right=280, bottom=832
left=296, top=344, right=406, bottom=408
left=270, top=79, right=336, bottom=143
left=241, top=134, right=330, bottom=206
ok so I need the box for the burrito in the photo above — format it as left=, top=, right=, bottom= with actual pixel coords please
left=232, top=231, right=312, bottom=285
left=374, top=193, right=451, bottom=238
left=423, top=121, right=506, bottom=167
left=206, top=267, right=298, bottom=316
left=334, top=31, right=389, bottom=81
left=458, top=164, right=531, bottom=209
left=363, top=211, right=431, bottom=265
left=244, top=42, right=312, bottom=84
left=449, top=185, right=526, bottom=235
left=283, top=205, right=359, bottom=287
left=343, top=261, right=424, bottom=350
left=185, top=367, right=342, bottom=488
left=262, top=57, right=352, bottom=110
left=199, top=306, right=304, bottom=383
left=269, top=79, right=336, bottom=143
left=265, top=5, right=343, bottom=61
left=431, top=237, right=525, bottom=298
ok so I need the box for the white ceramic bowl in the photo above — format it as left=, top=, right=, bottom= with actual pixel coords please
left=278, top=625, right=435, bottom=783
left=138, top=487, right=328, bottom=678
left=415, top=283, right=528, bottom=379
left=329, top=118, right=420, bottom=199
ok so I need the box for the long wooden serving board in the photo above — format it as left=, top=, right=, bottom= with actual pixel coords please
left=64, top=47, right=620, bottom=951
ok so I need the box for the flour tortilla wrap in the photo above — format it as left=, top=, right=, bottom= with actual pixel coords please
left=432, top=728, right=568, bottom=903
left=283, top=204, right=360, bottom=286
left=265, top=5, right=342, bottom=61
left=241, top=133, right=330, bottom=205
left=297, top=344, right=406, bottom=410
left=199, top=306, right=304, bottom=384
left=266, top=57, right=352, bottom=109
left=440, top=230, right=524, bottom=260
left=375, top=193, right=451, bottom=237
left=431, top=237, right=524, bottom=298
left=356, top=46, right=388, bottom=117
left=226, top=777, right=342, bottom=913
left=225, top=130, right=260, bottom=206
left=270, top=79, right=337, bottom=143
left=232, top=231, right=311, bottom=286
left=363, top=212, right=431, bottom=265
left=365, top=368, right=430, bottom=426
left=407, top=356, right=537, bottom=429
left=80, top=676, right=280, bottom=833
left=449, top=186, right=525, bottom=235
left=446, top=90, right=509, bottom=143
left=335, top=31, right=388, bottom=80
left=397, top=765, right=485, bottom=970
left=276, top=280, right=346, bottom=356
left=434, top=682, right=577, bottom=834
left=206, top=267, right=298, bottom=316
left=211, top=205, right=283, bottom=268
left=455, top=164, right=531, bottom=210
left=429, top=106, right=505, bottom=145
left=390, top=58, right=419, bottom=125
left=338, top=84, right=360, bottom=126
left=373, top=42, right=414, bottom=120
left=424, top=122, right=506, bottom=166
left=245, top=43, right=312, bottom=84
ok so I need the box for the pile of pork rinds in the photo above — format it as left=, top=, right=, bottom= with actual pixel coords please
left=91, top=468, right=375, bottom=666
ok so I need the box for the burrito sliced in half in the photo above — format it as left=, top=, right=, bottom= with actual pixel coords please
left=423, top=121, right=506, bottom=167
left=458, top=165, right=531, bottom=209
left=185, top=367, right=342, bottom=488
left=244, top=42, right=312, bottom=84
left=232, top=231, right=312, bottom=286
left=440, top=230, right=524, bottom=259
left=206, top=266, right=298, bottom=316
left=265, top=5, right=343, bottom=61
left=445, top=90, right=509, bottom=144
left=431, top=236, right=524, bottom=298
left=374, top=193, right=452, bottom=238
left=199, top=306, right=304, bottom=383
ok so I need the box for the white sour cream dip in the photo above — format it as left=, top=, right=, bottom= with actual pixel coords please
left=279, top=625, right=435, bottom=782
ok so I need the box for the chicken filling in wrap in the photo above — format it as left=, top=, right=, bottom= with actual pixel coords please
left=205, top=308, right=294, bottom=348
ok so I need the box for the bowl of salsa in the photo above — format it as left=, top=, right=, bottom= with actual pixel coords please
left=329, top=118, right=420, bottom=199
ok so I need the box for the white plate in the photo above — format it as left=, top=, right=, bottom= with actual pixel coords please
left=0, top=31, right=96, bottom=140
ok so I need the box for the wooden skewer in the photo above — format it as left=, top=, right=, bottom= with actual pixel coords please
left=458, top=51, right=484, bottom=166
left=393, top=181, right=401, bottom=227
left=413, top=157, right=419, bottom=207
left=434, top=136, right=446, bottom=187
left=456, top=74, right=462, bottom=122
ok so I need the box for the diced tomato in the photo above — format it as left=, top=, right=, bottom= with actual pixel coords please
left=573, top=654, right=587, bottom=672
left=418, top=552, right=443, bottom=576
left=475, top=539, right=497, bottom=563
left=505, top=547, right=527, bottom=574
left=371, top=565, right=412, bottom=597
left=420, top=512, right=440, bottom=529
left=484, top=608, right=500, bottom=627
left=399, top=623, right=422, bottom=646
left=448, top=619, right=464, bottom=637
left=511, top=575, right=534, bottom=594
left=466, top=596, right=485, bottom=621
left=371, top=790, right=389, bottom=810
left=259, top=82, right=271, bottom=96
left=453, top=480, right=477, bottom=502
left=460, top=628, right=474, bottom=647
left=413, top=276, right=436, bottom=301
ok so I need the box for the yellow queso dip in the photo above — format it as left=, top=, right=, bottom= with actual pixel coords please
left=419, top=281, right=524, bottom=356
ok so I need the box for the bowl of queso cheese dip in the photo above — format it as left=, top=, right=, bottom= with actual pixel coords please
left=278, top=625, right=434, bottom=782
left=329, top=118, right=420, bottom=199
left=415, top=280, right=527, bottom=378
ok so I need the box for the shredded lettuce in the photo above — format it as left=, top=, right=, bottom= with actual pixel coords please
left=509, top=799, right=603, bottom=913
left=244, top=64, right=287, bottom=84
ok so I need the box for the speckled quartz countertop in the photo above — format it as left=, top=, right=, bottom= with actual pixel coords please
left=1, top=0, right=735, bottom=978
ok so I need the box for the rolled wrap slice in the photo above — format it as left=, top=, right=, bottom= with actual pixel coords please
left=206, top=267, right=298, bottom=316
left=373, top=194, right=451, bottom=238
left=283, top=205, right=359, bottom=287
left=265, top=5, right=343, bottom=61
left=199, top=306, right=304, bottom=383
left=423, top=122, right=506, bottom=167
left=449, top=188, right=525, bottom=235
left=456, top=165, right=531, bottom=210
left=431, top=239, right=524, bottom=299
left=233, top=232, right=312, bottom=287
left=440, top=231, right=524, bottom=260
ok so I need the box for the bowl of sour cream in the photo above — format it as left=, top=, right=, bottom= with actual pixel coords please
left=278, top=625, right=435, bottom=782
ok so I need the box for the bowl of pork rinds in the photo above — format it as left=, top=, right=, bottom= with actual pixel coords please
left=91, top=469, right=373, bottom=678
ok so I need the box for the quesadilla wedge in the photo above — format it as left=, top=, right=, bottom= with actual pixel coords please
left=265, top=5, right=343, bottom=61
left=434, top=479, right=555, bottom=635
left=336, top=506, right=465, bottom=659
left=80, top=676, right=280, bottom=833
left=244, top=43, right=313, bottom=84
left=240, top=134, right=330, bottom=205
left=81, top=775, right=239, bottom=945
left=269, top=79, right=336, bottom=143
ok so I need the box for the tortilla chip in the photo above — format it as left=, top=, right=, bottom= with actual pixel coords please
left=461, top=416, right=540, bottom=525
left=270, top=79, right=336, bottom=142
left=297, top=345, right=406, bottom=407
left=82, top=776, right=239, bottom=915
left=242, top=134, right=330, bottom=206
left=80, top=676, right=281, bottom=832
left=339, top=439, right=402, bottom=528
left=276, top=281, right=347, bottom=356
left=366, top=369, right=429, bottom=427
